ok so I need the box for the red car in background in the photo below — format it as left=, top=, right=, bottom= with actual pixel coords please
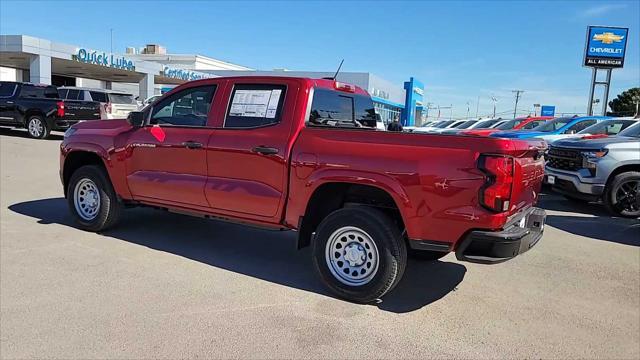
left=462, top=116, right=554, bottom=136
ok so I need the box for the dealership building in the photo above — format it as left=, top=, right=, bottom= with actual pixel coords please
left=0, top=34, right=425, bottom=126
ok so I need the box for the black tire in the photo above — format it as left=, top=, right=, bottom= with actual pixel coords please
left=312, top=207, right=407, bottom=303
left=26, top=115, right=50, bottom=139
left=67, top=165, right=122, bottom=231
left=604, top=171, right=640, bottom=218
left=408, top=248, right=449, bottom=261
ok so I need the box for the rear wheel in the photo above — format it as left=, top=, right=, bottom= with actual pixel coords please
left=26, top=115, right=50, bottom=139
left=312, top=207, right=407, bottom=303
left=604, top=172, right=640, bottom=218
left=67, top=165, right=122, bottom=231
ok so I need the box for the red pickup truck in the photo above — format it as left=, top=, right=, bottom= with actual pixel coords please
left=60, top=77, right=547, bottom=303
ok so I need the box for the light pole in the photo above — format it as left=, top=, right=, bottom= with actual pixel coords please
left=475, top=95, right=480, bottom=118
left=466, top=102, right=470, bottom=120
left=491, top=96, right=497, bottom=118
left=512, top=90, right=524, bottom=119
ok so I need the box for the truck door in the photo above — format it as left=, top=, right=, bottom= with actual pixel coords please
left=205, top=79, right=299, bottom=222
left=0, top=83, right=19, bottom=124
left=124, top=83, right=222, bottom=208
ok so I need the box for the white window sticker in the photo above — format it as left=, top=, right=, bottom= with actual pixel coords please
left=230, top=89, right=282, bottom=118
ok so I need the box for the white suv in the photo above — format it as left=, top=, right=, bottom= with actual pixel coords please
left=58, top=87, right=139, bottom=119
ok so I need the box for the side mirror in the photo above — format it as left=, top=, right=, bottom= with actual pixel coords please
left=127, top=111, right=146, bottom=127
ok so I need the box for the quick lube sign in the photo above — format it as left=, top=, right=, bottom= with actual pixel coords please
left=162, top=67, right=211, bottom=81
left=584, top=26, right=628, bottom=68
left=74, top=48, right=135, bottom=71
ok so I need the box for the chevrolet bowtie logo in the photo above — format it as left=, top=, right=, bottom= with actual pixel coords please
left=593, top=32, right=624, bottom=44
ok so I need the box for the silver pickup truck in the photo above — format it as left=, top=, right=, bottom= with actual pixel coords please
left=545, top=121, right=640, bottom=218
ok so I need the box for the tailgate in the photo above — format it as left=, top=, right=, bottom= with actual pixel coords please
left=509, top=139, right=546, bottom=215
left=63, top=100, right=101, bottom=120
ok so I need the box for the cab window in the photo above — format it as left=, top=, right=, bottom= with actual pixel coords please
left=150, top=85, right=216, bottom=127
left=308, top=88, right=377, bottom=128
left=565, top=120, right=596, bottom=134
left=224, top=84, right=286, bottom=129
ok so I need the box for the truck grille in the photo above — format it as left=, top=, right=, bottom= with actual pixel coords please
left=547, top=147, right=583, bottom=171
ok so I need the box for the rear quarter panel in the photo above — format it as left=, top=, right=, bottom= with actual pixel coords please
left=287, top=129, right=543, bottom=245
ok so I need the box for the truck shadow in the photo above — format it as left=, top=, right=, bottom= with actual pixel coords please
left=0, top=127, right=64, bottom=141
left=538, top=192, right=639, bottom=246
left=8, top=198, right=466, bottom=313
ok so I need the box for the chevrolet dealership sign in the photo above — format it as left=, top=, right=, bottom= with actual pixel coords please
left=584, top=26, right=628, bottom=68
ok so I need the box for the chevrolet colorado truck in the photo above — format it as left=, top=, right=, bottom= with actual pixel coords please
left=0, top=81, right=101, bottom=139
left=60, top=76, right=547, bottom=303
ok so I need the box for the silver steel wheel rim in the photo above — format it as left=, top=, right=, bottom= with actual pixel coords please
left=73, top=178, right=101, bottom=221
left=325, top=226, right=379, bottom=286
left=28, top=118, right=43, bottom=137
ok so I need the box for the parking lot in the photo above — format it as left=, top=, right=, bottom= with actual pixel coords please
left=1, top=129, right=638, bottom=359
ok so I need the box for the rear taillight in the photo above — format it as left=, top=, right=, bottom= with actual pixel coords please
left=56, top=101, right=65, bottom=117
left=478, top=155, right=514, bottom=212
left=104, top=102, right=112, bottom=114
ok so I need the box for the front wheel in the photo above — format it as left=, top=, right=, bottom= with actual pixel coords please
left=312, top=207, right=407, bottom=303
left=26, top=115, right=50, bottom=139
left=604, top=172, right=640, bottom=218
left=67, top=165, right=122, bottom=231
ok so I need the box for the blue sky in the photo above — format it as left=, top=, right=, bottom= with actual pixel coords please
left=1, top=0, right=638, bottom=117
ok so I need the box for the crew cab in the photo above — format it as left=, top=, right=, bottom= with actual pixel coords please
left=0, top=81, right=101, bottom=138
left=60, top=76, right=547, bottom=303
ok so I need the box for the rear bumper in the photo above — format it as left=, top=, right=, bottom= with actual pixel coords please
left=455, top=207, right=546, bottom=264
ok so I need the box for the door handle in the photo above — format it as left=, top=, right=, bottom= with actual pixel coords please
left=252, top=146, right=279, bottom=155
left=182, top=141, right=203, bottom=149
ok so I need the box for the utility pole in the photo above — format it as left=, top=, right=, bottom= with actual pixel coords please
left=512, top=90, right=524, bottom=119
left=466, top=102, right=470, bottom=120
left=475, top=95, right=480, bottom=118
left=491, top=96, right=497, bottom=118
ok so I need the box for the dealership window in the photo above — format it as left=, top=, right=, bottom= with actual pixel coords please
left=373, top=102, right=402, bottom=126
left=224, top=84, right=286, bottom=128
left=150, top=85, right=216, bottom=127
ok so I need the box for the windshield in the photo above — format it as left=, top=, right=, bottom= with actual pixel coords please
left=421, top=121, right=441, bottom=127
left=578, top=120, right=637, bottom=135
left=455, top=120, right=477, bottom=129
left=618, top=122, right=640, bottom=137
left=474, top=119, right=498, bottom=128
left=435, top=120, right=454, bottom=128
left=109, top=93, right=136, bottom=104
left=496, top=119, right=519, bottom=130
left=531, top=117, right=574, bottom=132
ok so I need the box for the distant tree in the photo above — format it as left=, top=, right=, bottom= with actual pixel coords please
left=608, top=87, right=640, bottom=116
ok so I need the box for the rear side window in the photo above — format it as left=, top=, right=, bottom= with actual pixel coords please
left=0, top=83, right=17, bottom=98
left=224, top=84, right=286, bottom=128
left=89, top=91, right=108, bottom=103
left=308, top=88, right=377, bottom=128
left=19, top=85, right=58, bottom=99
left=66, top=89, right=81, bottom=100
left=110, top=93, right=136, bottom=104
left=566, top=119, right=596, bottom=133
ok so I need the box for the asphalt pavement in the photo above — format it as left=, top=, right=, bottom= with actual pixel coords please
left=1, top=128, right=639, bottom=359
